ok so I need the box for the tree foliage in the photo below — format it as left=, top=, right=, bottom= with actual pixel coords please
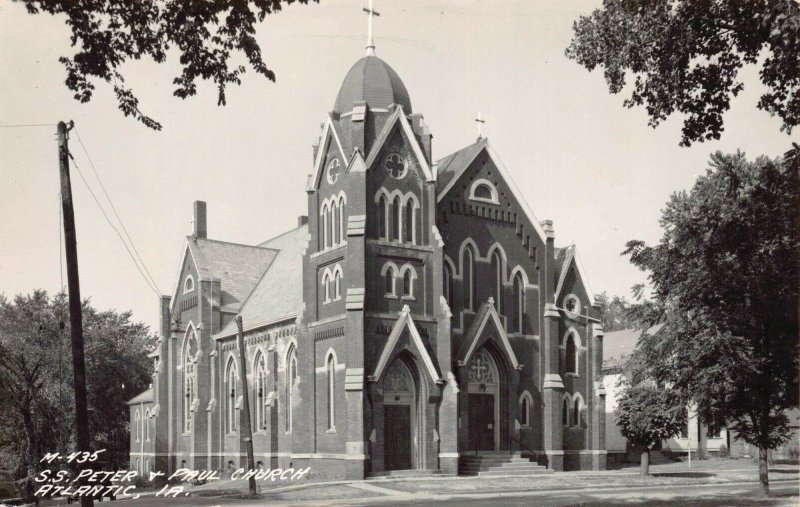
left=615, top=375, right=686, bottom=450
left=566, top=0, right=800, bottom=146
left=0, top=290, right=156, bottom=478
left=18, top=0, right=316, bottom=130
left=623, top=151, right=799, bottom=490
left=595, top=291, right=637, bottom=332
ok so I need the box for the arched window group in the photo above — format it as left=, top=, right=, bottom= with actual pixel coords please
left=321, top=265, right=343, bottom=303
left=254, top=352, right=267, bottom=431
left=562, top=392, right=584, bottom=427
left=320, top=193, right=346, bottom=250
left=183, top=329, right=198, bottom=433
left=225, top=359, right=238, bottom=434
left=376, top=190, right=419, bottom=244
left=381, top=261, right=417, bottom=298
left=456, top=239, right=527, bottom=322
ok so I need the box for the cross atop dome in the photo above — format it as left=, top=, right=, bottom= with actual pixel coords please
left=363, top=0, right=380, bottom=56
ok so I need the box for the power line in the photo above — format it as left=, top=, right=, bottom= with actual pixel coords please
left=68, top=151, right=162, bottom=299
left=73, top=127, right=162, bottom=295
left=0, top=123, right=57, bottom=128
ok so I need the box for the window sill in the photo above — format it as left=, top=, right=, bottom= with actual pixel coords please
left=384, top=294, right=398, bottom=299
left=326, top=428, right=337, bottom=434
left=565, top=372, right=580, bottom=378
left=401, top=296, right=416, bottom=301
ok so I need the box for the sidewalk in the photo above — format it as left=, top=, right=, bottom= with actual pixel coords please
left=194, top=458, right=799, bottom=504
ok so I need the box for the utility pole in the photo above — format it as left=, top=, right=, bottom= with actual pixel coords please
left=58, top=121, right=93, bottom=507
left=235, top=316, right=257, bottom=496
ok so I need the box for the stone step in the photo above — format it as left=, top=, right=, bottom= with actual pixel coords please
left=461, top=457, right=532, bottom=463
left=460, top=464, right=547, bottom=473
left=460, top=468, right=553, bottom=477
left=367, top=469, right=445, bottom=479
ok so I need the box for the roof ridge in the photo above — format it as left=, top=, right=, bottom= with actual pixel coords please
left=258, top=223, right=308, bottom=248
left=189, top=236, right=279, bottom=252
left=435, top=137, right=486, bottom=164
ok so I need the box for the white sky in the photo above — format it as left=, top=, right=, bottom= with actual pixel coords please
left=0, top=0, right=794, bottom=333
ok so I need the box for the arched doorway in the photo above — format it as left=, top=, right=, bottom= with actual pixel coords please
left=382, top=358, right=417, bottom=470
left=467, top=348, right=500, bottom=450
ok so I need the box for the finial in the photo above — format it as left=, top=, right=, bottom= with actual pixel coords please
left=363, top=0, right=380, bottom=56
left=475, top=111, right=486, bottom=139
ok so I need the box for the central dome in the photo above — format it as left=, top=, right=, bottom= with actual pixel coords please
left=333, top=56, right=412, bottom=114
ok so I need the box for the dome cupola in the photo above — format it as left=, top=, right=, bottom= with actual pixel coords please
left=333, top=55, right=412, bottom=115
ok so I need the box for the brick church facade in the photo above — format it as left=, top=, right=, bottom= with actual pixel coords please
left=128, top=48, right=606, bottom=479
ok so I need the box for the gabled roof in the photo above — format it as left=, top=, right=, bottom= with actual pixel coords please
left=364, top=106, right=434, bottom=182
left=369, top=305, right=442, bottom=384
left=554, top=244, right=597, bottom=306
left=434, top=138, right=547, bottom=244
left=127, top=388, right=153, bottom=405
left=307, top=115, right=348, bottom=191
left=186, top=237, right=278, bottom=310
left=457, top=298, right=520, bottom=369
left=435, top=137, right=487, bottom=197
left=214, top=225, right=309, bottom=339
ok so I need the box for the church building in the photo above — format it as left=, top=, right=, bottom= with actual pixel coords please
left=128, top=20, right=606, bottom=479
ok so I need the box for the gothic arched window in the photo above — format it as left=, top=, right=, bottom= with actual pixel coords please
left=145, top=410, right=150, bottom=441
left=255, top=353, right=267, bottom=431
left=378, top=195, right=387, bottom=239
left=573, top=397, right=581, bottom=427
left=463, top=247, right=476, bottom=311
left=391, top=196, right=401, bottom=241
left=331, top=200, right=339, bottom=245
left=404, top=198, right=414, bottom=243
left=338, top=195, right=345, bottom=244
left=443, top=263, right=454, bottom=310
left=134, top=410, right=140, bottom=442
left=182, top=330, right=198, bottom=433
left=566, top=334, right=577, bottom=374
left=383, top=263, right=397, bottom=296
left=512, top=272, right=524, bottom=333
left=226, top=359, right=238, bottom=434
left=403, top=269, right=412, bottom=297
left=562, top=396, right=570, bottom=426
left=491, top=250, right=503, bottom=314
left=327, top=353, right=336, bottom=430
left=286, top=345, right=297, bottom=432
left=333, top=267, right=342, bottom=300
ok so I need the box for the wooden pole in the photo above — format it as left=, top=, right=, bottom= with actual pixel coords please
left=58, top=121, right=93, bottom=507
left=235, top=316, right=257, bottom=496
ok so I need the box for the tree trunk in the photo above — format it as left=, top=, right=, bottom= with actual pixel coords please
left=640, top=448, right=650, bottom=477
left=698, top=420, right=708, bottom=460
left=758, top=446, right=769, bottom=495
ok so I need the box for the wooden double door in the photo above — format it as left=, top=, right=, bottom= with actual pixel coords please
left=469, top=393, right=496, bottom=451
left=384, top=405, right=412, bottom=470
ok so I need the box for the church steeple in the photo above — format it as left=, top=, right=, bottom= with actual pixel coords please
left=362, top=0, right=380, bottom=56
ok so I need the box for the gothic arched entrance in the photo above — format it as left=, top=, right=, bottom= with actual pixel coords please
left=467, top=348, right=501, bottom=450
left=382, top=358, right=417, bottom=470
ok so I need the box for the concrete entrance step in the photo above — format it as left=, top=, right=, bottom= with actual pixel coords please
left=462, top=468, right=553, bottom=477
left=366, top=469, right=447, bottom=479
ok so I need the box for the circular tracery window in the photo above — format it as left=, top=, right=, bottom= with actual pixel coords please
left=326, top=158, right=341, bottom=185
left=384, top=152, right=408, bottom=179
